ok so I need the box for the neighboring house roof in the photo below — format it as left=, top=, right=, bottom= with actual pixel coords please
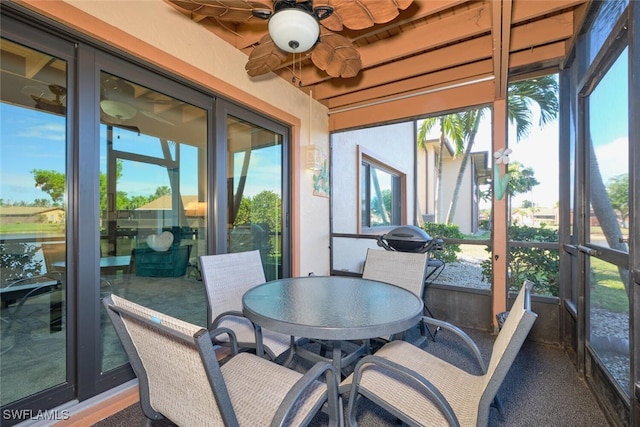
left=135, top=195, right=205, bottom=217
left=424, top=139, right=490, bottom=183
left=424, top=137, right=456, bottom=157
left=471, top=151, right=491, bottom=185
left=136, top=195, right=198, bottom=210
left=0, top=206, right=63, bottom=217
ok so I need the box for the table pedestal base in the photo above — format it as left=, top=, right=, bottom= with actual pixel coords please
left=293, top=338, right=369, bottom=376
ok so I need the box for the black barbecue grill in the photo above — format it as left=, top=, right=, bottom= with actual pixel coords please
left=376, top=225, right=445, bottom=340
left=376, top=225, right=441, bottom=253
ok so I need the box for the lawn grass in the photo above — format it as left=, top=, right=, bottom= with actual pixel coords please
left=590, top=257, right=629, bottom=313
left=0, top=223, right=64, bottom=234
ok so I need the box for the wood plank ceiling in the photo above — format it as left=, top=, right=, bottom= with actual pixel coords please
left=165, top=0, right=587, bottom=130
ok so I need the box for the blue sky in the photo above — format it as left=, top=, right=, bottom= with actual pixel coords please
left=2, top=52, right=628, bottom=209
left=0, top=104, right=282, bottom=204
left=423, top=50, right=629, bottom=210
left=1, top=104, right=66, bottom=204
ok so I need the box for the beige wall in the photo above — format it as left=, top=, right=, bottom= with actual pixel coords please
left=331, top=122, right=416, bottom=273
left=441, top=157, right=474, bottom=234
left=416, top=141, right=438, bottom=224
left=20, top=0, right=331, bottom=275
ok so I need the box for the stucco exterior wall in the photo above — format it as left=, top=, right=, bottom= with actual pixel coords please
left=331, top=121, right=416, bottom=273
left=417, top=143, right=438, bottom=224
left=22, top=0, right=331, bottom=275
left=441, top=158, right=474, bottom=234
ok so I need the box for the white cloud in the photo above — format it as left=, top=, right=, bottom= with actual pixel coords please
left=594, top=137, right=629, bottom=182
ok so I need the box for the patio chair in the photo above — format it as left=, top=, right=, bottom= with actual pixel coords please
left=103, top=294, right=341, bottom=427
left=361, top=248, right=431, bottom=344
left=41, top=242, right=66, bottom=276
left=0, top=274, right=63, bottom=355
left=341, top=280, right=538, bottom=427
left=199, top=250, right=294, bottom=361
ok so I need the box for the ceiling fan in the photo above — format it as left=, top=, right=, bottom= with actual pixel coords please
left=22, top=84, right=67, bottom=115
left=100, top=76, right=175, bottom=128
left=167, top=0, right=414, bottom=79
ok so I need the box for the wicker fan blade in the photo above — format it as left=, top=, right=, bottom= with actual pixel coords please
left=245, top=34, right=289, bottom=76
left=316, top=0, right=414, bottom=31
left=311, top=30, right=361, bottom=78
left=167, top=0, right=272, bottom=22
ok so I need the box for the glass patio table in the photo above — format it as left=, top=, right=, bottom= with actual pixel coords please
left=242, top=275, right=423, bottom=372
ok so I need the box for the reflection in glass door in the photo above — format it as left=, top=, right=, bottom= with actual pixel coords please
left=0, top=39, right=68, bottom=407
left=227, top=115, right=284, bottom=281
left=98, top=72, right=209, bottom=372
left=586, top=48, right=630, bottom=396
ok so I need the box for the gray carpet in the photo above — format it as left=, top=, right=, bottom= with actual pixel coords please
left=93, top=326, right=610, bottom=426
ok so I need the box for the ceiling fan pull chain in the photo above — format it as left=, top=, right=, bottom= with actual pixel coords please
left=291, top=52, right=303, bottom=87
left=297, top=53, right=303, bottom=87
left=291, top=52, right=297, bottom=84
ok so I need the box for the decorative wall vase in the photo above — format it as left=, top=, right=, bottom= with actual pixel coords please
left=493, top=148, right=512, bottom=201
left=313, top=159, right=330, bottom=197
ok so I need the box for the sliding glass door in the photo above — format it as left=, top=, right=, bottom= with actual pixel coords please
left=223, top=104, right=289, bottom=281
left=0, top=26, right=75, bottom=417
left=0, top=11, right=291, bottom=422
left=96, top=69, right=210, bottom=374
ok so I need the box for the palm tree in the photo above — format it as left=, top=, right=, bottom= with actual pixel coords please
left=443, top=108, right=485, bottom=224
left=419, top=75, right=559, bottom=225
left=417, top=115, right=464, bottom=222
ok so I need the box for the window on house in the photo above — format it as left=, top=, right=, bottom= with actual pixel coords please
left=358, top=148, right=405, bottom=231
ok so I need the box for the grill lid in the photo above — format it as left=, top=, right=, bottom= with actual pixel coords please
left=377, top=225, right=433, bottom=253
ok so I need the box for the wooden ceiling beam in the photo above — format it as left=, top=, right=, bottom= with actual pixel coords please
left=509, top=40, right=566, bottom=71
left=313, top=35, right=493, bottom=101
left=311, top=10, right=574, bottom=102
left=328, top=78, right=494, bottom=132
left=357, top=3, right=491, bottom=65
left=342, top=0, right=473, bottom=41
left=325, top=60, right=494, bottom=109
left=296, top=2, right=492, bottom=87
left=511, top=0, right=585, bottom=24
left=492, top=0, right=512, bottom=99
left=299, top=5, right=573, bottom=90
left=510, top=10, right=575, bottom=51
left=324, top=39, right=566, bottom=110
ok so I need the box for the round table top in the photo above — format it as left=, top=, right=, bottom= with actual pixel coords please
left=242, top=275, right=423, bottom=341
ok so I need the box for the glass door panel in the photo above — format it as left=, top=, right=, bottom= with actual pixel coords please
left=0, top=39, right=67, bottom=405
left=227, top=115, right=283, bottom=281
left=99, top=72, right=208, bottom=372
left=586, top=48, right=630, bottom=396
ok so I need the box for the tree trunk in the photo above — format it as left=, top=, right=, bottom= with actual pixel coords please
left=445, top=127, right=479, bottom=225
left=435, top=125, right=445, bottom=222
left=588, top=140, right=629, bottom=293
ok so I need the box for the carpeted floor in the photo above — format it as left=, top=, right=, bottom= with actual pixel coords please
left=93, top=325, right=611, bottom=426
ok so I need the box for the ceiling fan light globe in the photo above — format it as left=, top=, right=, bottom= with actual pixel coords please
left=268, top=8, right=319, bottom=53
left=100, top=100, right=137, bottom=120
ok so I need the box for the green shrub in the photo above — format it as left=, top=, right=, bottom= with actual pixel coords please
left=481, top=224, right=559, bottom=296
left=421, top=223, right=463, bottom=263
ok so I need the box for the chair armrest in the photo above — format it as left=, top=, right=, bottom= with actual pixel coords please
left=348, top=355, right=460, bottom=427
left=4, top=274, right=61, bottom=289
left=211, top=310, right=268, bottom=353
left=208, top=327, right=239, bottom=355
left=212, top=310, right=246, bottom=326
left=271, top=361, right=341, bottom=427
left=420, top=316, right=487, bottom=373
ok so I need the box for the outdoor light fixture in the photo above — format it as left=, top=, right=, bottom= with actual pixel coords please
left=306, top=145, right=324, bottom=171
left=268, top=8, right=319, bottom=53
